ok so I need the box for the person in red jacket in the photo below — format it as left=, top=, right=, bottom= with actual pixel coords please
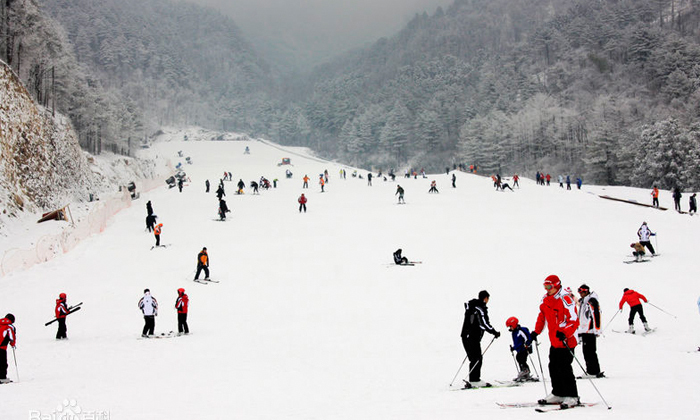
left=55, top=293, right=69, bottom=340
left=0, top=313, right=16, bottom=383
left=298, top=193, right=307, bottom=213
left=531, top=275, right=580, bottom=407
left=619, top=288, right=651, bottom=334
left=175, top=288, right=189, bottom=335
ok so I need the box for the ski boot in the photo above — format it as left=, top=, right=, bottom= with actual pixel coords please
left=538, top=394, right=564, bottom=405
left=643, top=322, right=651, bottom=332
left=626, top=325, right=635, bottom=334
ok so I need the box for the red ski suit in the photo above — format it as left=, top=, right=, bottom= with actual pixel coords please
left=619, top=290, right=647, bottom=310
left=534, top=291, right=579, bottom=349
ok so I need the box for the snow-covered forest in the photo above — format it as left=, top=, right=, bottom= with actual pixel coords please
left=3, top=0, right=700, bottom=188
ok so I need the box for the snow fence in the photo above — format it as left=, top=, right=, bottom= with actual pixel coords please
left=0, top=178, right=163, bottom=277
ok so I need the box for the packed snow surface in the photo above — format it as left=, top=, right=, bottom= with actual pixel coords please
left=1, top=133, right=698, bottom=419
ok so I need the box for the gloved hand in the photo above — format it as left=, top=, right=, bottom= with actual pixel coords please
left=530, top=332, right=538, bottom=342
left=509, top=345, right=514, bottom=352
left=494, top=331, right=501, bottom=338
left=527, top=345, right=533, bottom=354
left=556, top=331, right=567, bottom=342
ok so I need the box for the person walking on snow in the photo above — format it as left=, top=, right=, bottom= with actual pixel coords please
left=0, top=313, right=16, bottom=383
left=460, top=290, right=500, bottom=387
left=303, top=175, right=310, bottom=189
left=651, top=186, right=659, bottom=208
left=298, top=194, right=307, bottom=213
left=452, top=173, right=457, bottom=188
left=154, top=223, right=163, bottom=247
left=218, top=199, right=230, bottom=220
left=138, top=289, right=158, bottom=337
left=530, top=275, right=579, bottom=406
left=636, top=222, right=656, bottom=255
left=55, top=293, right=70, bottom=340
left=205, top=179, right=210, bottom=193
left=396, top=185, right=405, bottom=204
left=175, top=288, right=189, bottom=335
left=619, top=288, right=651, bottom=334
left=577, top=285, right=603, bottom=377
left=194, top=247, right=210, bottom=280
left=689, top=193, right=697, bottom=215
left=178, top=177, right=184, bottom=193
left=673, top=187, right=682, bottom=212
left=513, top=174, right=520, bottom=188
left=367, top=173, right=372, bottom=186
left=506, top=317, right=533, bottom=382
left=146, top=200, right=154, bottom=216
left=319, top=176, right=325, bottom=192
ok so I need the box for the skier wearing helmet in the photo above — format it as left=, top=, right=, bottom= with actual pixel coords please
left=175, top=288, right=189, bottom=335
left=530, top=275, right=580, bottom=407
left=0, top=313, right=16, bottom=383
left=506, top=317, right=534, bottom=382
left=55, top=293, right=69, bottom=340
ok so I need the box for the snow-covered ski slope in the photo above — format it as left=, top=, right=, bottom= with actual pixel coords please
left=1, top=133, right=698, bottom=419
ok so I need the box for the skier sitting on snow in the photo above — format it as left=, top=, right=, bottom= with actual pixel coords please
left=393, top=249, right=409, bottom=265
left=630, top=242, right=646, bottom=261
left=506, top=317, right=533, bottom=382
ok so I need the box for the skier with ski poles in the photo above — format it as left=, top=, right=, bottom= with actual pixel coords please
left=138, top=289, right=158, bottom=337
left=460, top=290, right=501, bottom=388
left=577, top=284, right=604, bottom=377
left=55, top=293, right=70, bottom=340
left=0, top=314, right=16, bottom=383
left=619, top=288, right=651, bottom=334
left=175, top=288, right=189, bottom=335
left=530, top=275, right=580, bottom=406
left=505, top=316, right=534, bottom=382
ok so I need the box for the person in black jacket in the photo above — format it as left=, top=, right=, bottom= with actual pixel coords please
left=460, top=290, right=500, bottom=387
left=393, top=249, right=409, bottom=265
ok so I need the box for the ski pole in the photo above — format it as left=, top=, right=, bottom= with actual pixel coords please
left=534, top=340, right=548, bottom=396
left=562, top=340, right=612, bottom=409
left=646, top=302, right=677, bottom=319
left=461, top=335, right=497, bottom=384
left=510, top=348, right=520, bottom=374
left=448, top=355, right=468, bottom=387
left=600, top=310, right=622, bottom=335
left=653, top=233, right=659, bottom=253
left=12, top=347, right=19, bottom=383
left=528, top=354, right=541, bottom=380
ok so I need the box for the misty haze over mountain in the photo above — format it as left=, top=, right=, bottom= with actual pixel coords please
left=184, top=0, right=453, bottom=71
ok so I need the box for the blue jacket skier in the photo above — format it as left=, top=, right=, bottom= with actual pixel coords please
left=506, top=317, right=533, bottom=381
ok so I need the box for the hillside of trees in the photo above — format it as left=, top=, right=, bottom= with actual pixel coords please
left=4, top=0, right=700, bottom=189
left=277, top=0, right=700, bottom=188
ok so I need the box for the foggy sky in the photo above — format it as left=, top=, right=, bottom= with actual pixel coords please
left=184, top=0, right=454, bottom=69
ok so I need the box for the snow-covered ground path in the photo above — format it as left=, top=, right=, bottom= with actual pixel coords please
left=1, top=132, right=698, bottom=419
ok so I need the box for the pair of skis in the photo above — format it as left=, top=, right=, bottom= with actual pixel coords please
left=193, top=278, right=219, bottom=284
left=497, top=401, right=599, bottom=412
left=44, top=302, right=83, bottom=326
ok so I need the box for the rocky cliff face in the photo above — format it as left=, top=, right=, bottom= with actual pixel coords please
left=0, top=59, right=96, bottom=222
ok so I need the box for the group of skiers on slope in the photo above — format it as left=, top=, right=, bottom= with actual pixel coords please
left=459, top=275, right=660, bottom=406
left=650, top=185, right=697, bottom=214
left=138, top=287, right=189, bottom=337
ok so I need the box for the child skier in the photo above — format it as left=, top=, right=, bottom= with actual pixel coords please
left=506, top=317, right=534, bottom=382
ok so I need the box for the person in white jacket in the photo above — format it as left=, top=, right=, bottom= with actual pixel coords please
left=138, top=289, right=158, bottom=337
left=577, top=285, right=604, bottom=377
left=637, top=222, right=656, bottom=255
